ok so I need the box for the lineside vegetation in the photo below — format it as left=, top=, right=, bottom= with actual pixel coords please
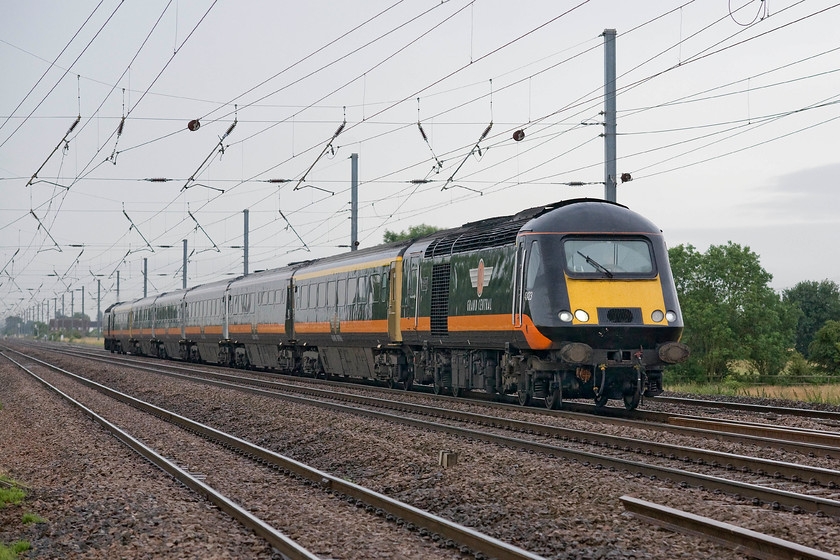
left=666, top=242, right=840, bottom=396
left=0, top=475, right=38, bottom=560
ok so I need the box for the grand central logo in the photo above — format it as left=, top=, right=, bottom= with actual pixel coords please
left=467, top=259, right=494, bottom=311
left=469, top=259, right=493, bottom=297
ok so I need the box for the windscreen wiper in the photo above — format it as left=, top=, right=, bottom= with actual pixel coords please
left=577, top=251, right=614, bottom=278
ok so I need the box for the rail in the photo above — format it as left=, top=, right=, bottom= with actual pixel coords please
left=620, top=495, right=840, bottom=560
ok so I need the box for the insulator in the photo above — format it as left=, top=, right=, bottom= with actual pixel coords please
left=67, top=115, right=81, bottom=134
left=224, top=120, right=237, bottom=136
left=479, top=121, right=493, bottom=140
left=417, top=122, right=428, bottom=141
left=334, top=121, right=346, bottom=136
left=116, top=117, right=125, bottom=136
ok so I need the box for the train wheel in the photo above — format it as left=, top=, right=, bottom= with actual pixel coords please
left=517, top=376, right=532, bottom=406
left=623, top=389, right=641, bottom=410
left=545, top=387, right=562, bottom=410
left=433, top=383, right=444, bottom=395
left=594, top=392, right=609, bottom=407
left=403, top=374, right=414, bottom=391
left=451, top=386, right=461, bottom=398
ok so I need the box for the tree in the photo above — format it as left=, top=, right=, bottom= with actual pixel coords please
left=3, top=316, right=23, bottom=336
left=783, top=280, right=840, bottom=357
left=808, top=320, right=840, bottom=374
left=383, top=224, right=441, bottom=243
left=32, top=321, right=49, bottom=338
left=668, top=242, right=796, bottom=381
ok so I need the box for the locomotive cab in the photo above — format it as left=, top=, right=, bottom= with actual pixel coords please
left=513, top=200, right=688, bottom=408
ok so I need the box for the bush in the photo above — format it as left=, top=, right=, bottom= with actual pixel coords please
left=809, top=320, right=840, bottom=374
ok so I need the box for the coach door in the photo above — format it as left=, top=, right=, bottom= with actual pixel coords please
left=285, top=282, right=295, bottom=339
left=513, top=240, right=526, bottom=327
left=403, top=254, right=421, bottom=333
left=387, top=260, right=402, bottom=342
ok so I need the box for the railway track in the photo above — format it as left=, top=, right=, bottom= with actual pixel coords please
left=52, top=341, right=840, bottom=426
left=46, top=343, right=840, bottom=460
left=651, top=395, right=840, bottom=423
left=2, top=346, right=545, bottom=560
left=23, top=343, right=840, bottom=519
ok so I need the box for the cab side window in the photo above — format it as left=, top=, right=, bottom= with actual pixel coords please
left=525, top=240, right=541, bottom=291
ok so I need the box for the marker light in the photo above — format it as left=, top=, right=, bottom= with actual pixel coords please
left=665, top=310, right=677, bottom=322
left=558, top=310, right=573, bottom=322
left=651, top=310, right=665, bottom=323
left=574, top=309, right=589, bottom=322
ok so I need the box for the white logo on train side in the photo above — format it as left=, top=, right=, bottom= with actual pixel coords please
left=469, top=259, right=493, bottom=297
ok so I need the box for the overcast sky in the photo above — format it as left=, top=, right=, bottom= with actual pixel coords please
left=2, top=0, right=839, bottom=320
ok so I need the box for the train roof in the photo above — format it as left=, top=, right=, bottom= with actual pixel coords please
left=411, top=198, right=620, bottom=258
left=292, top=240, right=409, bottom=279
left=229, top=261, right=304, bottom=290
left=183, top=277, right=239, bottom=300
left=522, top=198, right=660, bottom=235
left=103, top=199, right=657, bottom=309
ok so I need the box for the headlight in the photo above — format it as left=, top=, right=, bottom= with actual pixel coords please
left=651, top=310, right=664, bottom=323
left=665, top=310, right=677, bottom=322
left=574, top=309, right=589, bottom=322
left=558, top=310, right=573, bottom=322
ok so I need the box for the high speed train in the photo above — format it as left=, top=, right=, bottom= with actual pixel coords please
left=103, top=198, right=688, bottom=410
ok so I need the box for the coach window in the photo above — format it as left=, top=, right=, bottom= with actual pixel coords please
left=338, top=279, right=346, bottom=306
left=327, top=280, right=335, bottom=307
left=346, top=277, right=356, bottom=303
left=360, top=276, right=367, bottom=303
left=371, top=274, right=380, bottom=302
left=408, top=261, right=418, bottom=295
left=525, top=240, right=542, bottom=291
left=314, top=282, right=323, bottom=308
left=307, top=284, right=315, bottom=308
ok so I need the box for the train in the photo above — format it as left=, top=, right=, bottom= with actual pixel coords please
left=103, top=198, right=689, bottom=410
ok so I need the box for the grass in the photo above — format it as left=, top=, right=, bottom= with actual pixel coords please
left=0, top=476, right=42, bottom=558
left=0, top=486, right=26, bottom=508
left=0, top=541, right=31, bottom=560
left=21, top=513, right=45, bottom=525
left=664, top=380, right=840, bottom=406
left=72, top=336, right=102, bottom=346
left=736, top=384, right=840, bottom=405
